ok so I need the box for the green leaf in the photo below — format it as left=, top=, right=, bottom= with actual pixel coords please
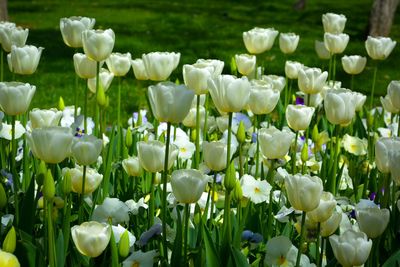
left=203, top=224, right=221, bottom=266
left=56, top=230, right=65, bottom=267
left=171, top=206, right=183, bottom=266
left=19, top=175, right=36, bottom=234
left=109, top=226, right=119, bottom=267
left=230, top=246, right=250, bottom=267
left=383, top=249, right=400, bottom=267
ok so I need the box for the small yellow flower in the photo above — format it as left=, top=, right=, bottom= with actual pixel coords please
left=342, top=134, right=367, bottom=156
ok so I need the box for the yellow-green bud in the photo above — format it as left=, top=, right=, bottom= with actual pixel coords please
left=224, top=162, right=236, bottom=192
left=53, top=196, right=65, bottom=209
left=137, top=112, right=142, bottom=126
left=97, top=84, right=107, bottom=107
left=312, top=125, right=319, bottom=143
left=58, top=96, right=65, bottom=111
left=2, top=226, right=16, bottom=253
left=43, top=169, right=55, bottom=200
left=190, top=129, right=197, bottom=142
left=232, top=180, right=243, bottom=201
left=230, top=56, right=237, bottom=75
left=366, top=111, right=374, bottom=128
left=36, top=160, right=47, bottom=186
left=118, top=230, right=130, bottom=258
left=63, top=170, right=72, bottom=195
left=0, top=183, right=7, bottom=209
left=301, top=143, right=309, bottom=163
left=125, top=127, right=133, bottom=148
left=237, top=121, right=246, bottom=143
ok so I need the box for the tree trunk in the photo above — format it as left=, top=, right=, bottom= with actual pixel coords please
left=369, top=0, right=399, bottom=36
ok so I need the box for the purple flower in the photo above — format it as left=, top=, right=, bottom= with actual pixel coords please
left=251, top=132, right=257, bottom=143
left=241, top=230, right=253, bottom=241
left=136, top=223, right=162, bottom=247
left=295, top=96, right=304, bottom=105
left=369, top=192, right=377, bottom=201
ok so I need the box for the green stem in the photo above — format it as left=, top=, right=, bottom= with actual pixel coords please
left=117, top=77, right=122, bottom=161
left=183, top=203, right=190, bottom=266
left=284, top=76, right=289, bottom=107
left=48, top=200, right=56, bottom=267
left=238, top=142, right=243, bottom=177
left=195, top=95, right=201, bottom=168
left=1, top=49, right=3, bottom=81
left=332, top=54, right=337, bottom=81
left=84, top=82, right=88, bottom=133
left=149, top=172, right=155, bottom=228
left=254, top=115, right=260, bottom=178
left=330, top=125, right=341, bottom=195
left=74, top=56, right=79, bottom=119
left=318, top=237, right=325, bottom=267
left=295, top=211, right=306, bottom=267
left=95, top=61, right=100, bottom=137
left=11, top=116, right=20, bottom=226
left=203, top=93, right=209, bottom=142
left=350, top=74, right=354, bottom=91
left=161, top=122, right=172, bottom=263
left=316, top=222, right=321, bottom=267
left=209, top=173, right=217, bottom=227
left=78, top=165, right=87, bottom=224
left=328, top=53, right=332, bottom=82
left=370, top=63, right=378, bottom=109
left=292, top=131, right=298, bottom=174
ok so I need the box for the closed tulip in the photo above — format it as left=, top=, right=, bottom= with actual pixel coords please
left=341, top=55, right=367, bottom=75
left=353, top=91, right=366, bottom=112
left=106, top=52, right=132, bottom=77
left=389, top=145, right=400, bottom=185
left=71, top=221, right=111, bottom=258
left=194, top=58, right=224, bottom=76
left=324, top=33, right=349, bottom=54
left=171, top=169, right=208, bottom=203
left=298, top=67, right=328, bottom=95
left=315, top=40, right=331, bottom=60
left=208, top=74, right=251, bottom=113
left=249, top=79, right=280, bottom=115
left=0, top=26, right=28, bottom=52
left=324, top=88, right=357, bottom=125
left=381, top=94, right=399, bottom=113
left=82, top=29, right=115, bottom=62
left=131, top=58, right=149, bottom=80
left=356, top=202, right=390, bottom=238
left=60, top=16, right=95, bottom=48
left=307, top=191, right=336, bottom=223
left=142, top=51, right=180, bottom=81
left=71, top=135, right=103, bottom=165
left=122, top=156, right=142, bottom=177
left=279, top=32, right=300, bottom=54
left=27, top=127, right=73, bottom=164
left=258, top=126, right=295, bottom=159
left=0, top=82, right=36, bottom=116
left=322, top=13, right=347, bottom=34
left=375, top=137, right=400, bottom=174
left=65, top=165, right=103, bottom=194
left=148, top=81, right=194, bottom=123
left=243, top=27, right=279, bottom=54
left=0, top=249, right=20, bottom=267
left=235, top=54, right=256, bottom=76
left=285, top=104, right=315, bottom=131
left=29, top=108, right=63, bottom=129
left=365, top=36, right=396, bottom=60
left=261, top=75, right=286, bottom=92
left=182, top=105, right=205, bottom=128
left=285, top=61, right=304, bottom=80
left=73, top=53, right=101, bottom=79
left=285, top=174, right=323, bottom=212
left=137, top=140, right=178, bottom=173
left=87, top=68, right=114, bottom=93
left=320, top=211, right=342, bottom=237
left=203, top=140, right=232, bottom=171
left=7, top=45, right=43, bottom=75
left=329, top=230, right=372, bottom=267
left=182, top=63, right=213, bottom=95
left=387, top=80, right=400, bottom=110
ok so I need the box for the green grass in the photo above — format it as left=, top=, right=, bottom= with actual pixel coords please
left=7, top=0, right=400, bottom=125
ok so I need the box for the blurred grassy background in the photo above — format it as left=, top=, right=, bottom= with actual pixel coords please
left=7, top=0, right=400, bottom=125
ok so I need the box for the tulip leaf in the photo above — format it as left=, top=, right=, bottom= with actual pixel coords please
left=171, top=206, right=183, bottom=266
left=110, top=227, right=119, bottom=267
left=19, top=175, right=36, bottom=233
left=203, top=224, right=221, bottom=266
left=383, top=249, right=400, bottom=267
left=230, top=246, right=250, bottom=267
left=56, top=230, right=65, bottom=267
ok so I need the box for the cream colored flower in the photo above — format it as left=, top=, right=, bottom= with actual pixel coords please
left=342, top=134, right=368, bottom=156
left=71, top=221, right=111, bottom=257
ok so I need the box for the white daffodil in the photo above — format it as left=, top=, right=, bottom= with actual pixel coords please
left=240, top=174, right=272, bottom=204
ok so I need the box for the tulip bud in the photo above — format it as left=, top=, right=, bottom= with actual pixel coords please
left=0, top=183, right=7, bottom=209
left=232, top=180, right=243, bottom=201
left=97, top=84, right=107, bottom=107
left=301, top=143, right=309, bottom=163
left=190, top=129, right=197, bottom=142
left=43, top=169, right=55, bottom=200
left=237, top=121, right=246, bottom=143
left=118, top=230, right=130, bottom=258
left=63, top=170, right=72, bottom=195
left=125, top=127, right=133, bottom=148
left=58, top=96, right=65, bottom=111
left=230, top=56, right=237, bottom=76
left=224, top=162, right=237, bottom=192
left=2, top=226, right=16, bottom=253
left=312, top=125, right=319, bottom=143
left=36, top=160, right=47, bottom=186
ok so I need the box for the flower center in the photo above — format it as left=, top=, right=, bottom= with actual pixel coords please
left=131, top=261, right=140, bottom=267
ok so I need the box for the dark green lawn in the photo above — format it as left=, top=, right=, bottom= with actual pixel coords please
left=7, top=0, right=400, bottom=124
